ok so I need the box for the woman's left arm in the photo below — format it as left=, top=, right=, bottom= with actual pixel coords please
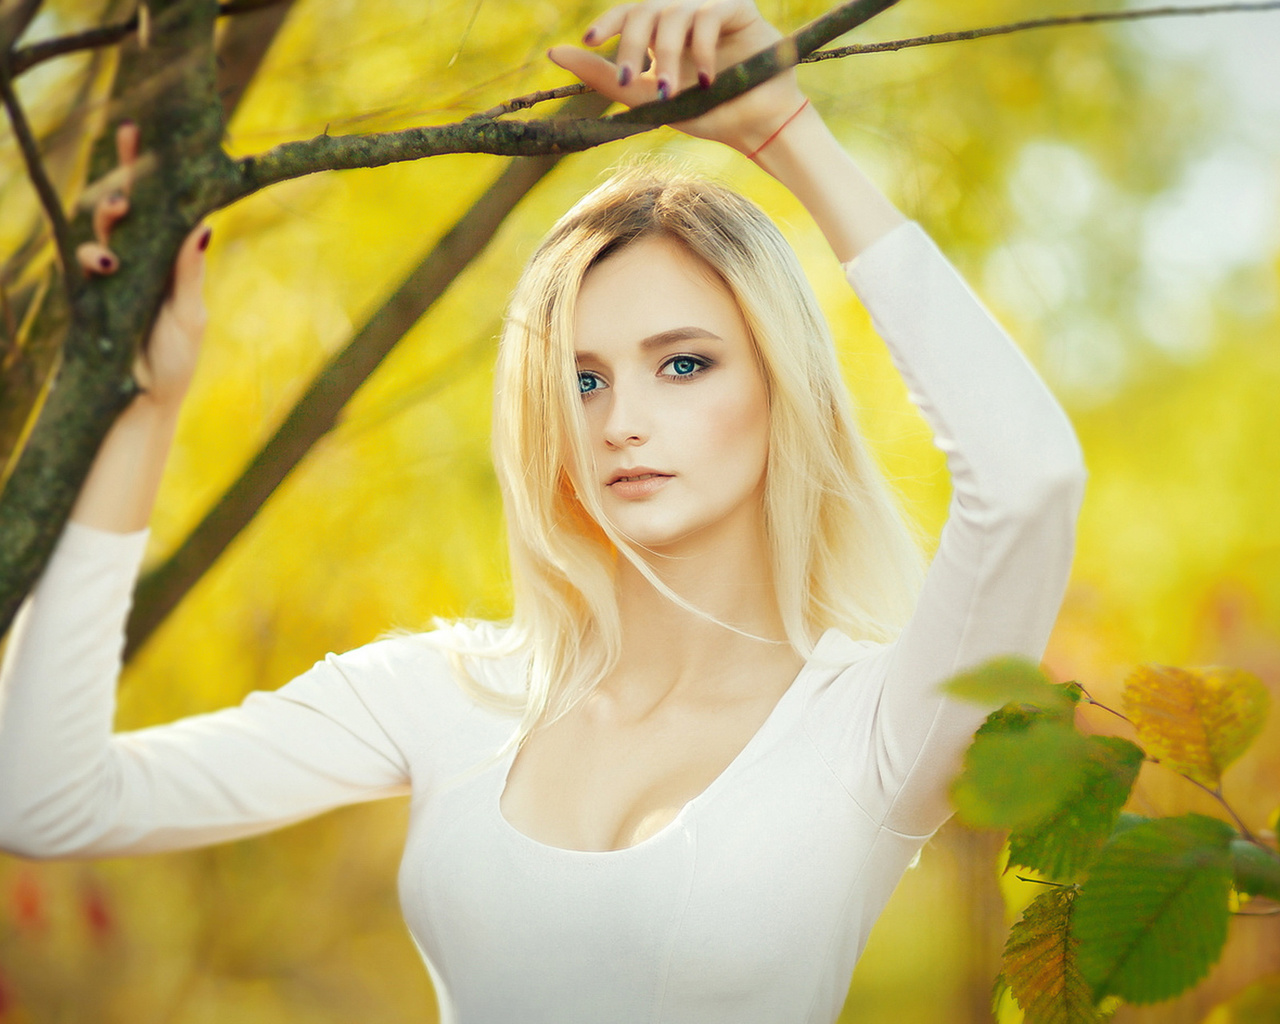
left=556, top=1, right=1087, bottom=834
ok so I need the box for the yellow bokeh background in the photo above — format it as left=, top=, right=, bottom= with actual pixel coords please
left=2, top=0, right=1277, bottom=1020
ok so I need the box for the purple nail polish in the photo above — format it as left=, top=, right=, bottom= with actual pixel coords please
left=583, top=28, right=596, bottom=44
left=698, top=71, right=712, bottom=90
left=618, top=64, right=631, bottom=87
left=656, top=78, right=670, bottom=102
left=98, top=255, right=113, bottom=270
left=197, top=227, right=212, bottom=252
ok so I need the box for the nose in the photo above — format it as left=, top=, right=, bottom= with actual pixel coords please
left=601, top=381, right=649, bottom=449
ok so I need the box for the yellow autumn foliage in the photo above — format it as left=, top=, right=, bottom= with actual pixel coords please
left=2, top=0, right=1279, bottom=1022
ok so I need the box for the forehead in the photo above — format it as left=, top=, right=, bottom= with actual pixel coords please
left=574, top=235, right=749, bottom=355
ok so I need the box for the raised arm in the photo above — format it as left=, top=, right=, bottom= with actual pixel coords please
left=554, top=1, right=1087, bottom=834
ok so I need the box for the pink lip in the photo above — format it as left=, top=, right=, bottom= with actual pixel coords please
left=607, top=469, right=672, bottom=499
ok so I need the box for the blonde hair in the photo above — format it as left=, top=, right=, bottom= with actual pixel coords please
left=457, top=165, right=922, bottom=735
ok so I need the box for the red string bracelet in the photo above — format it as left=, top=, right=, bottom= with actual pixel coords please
left=747, top=98, right=811, bottom=161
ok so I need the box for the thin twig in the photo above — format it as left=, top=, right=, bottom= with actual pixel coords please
left=472, top=83, right=587, bottom=120
left=0, top=64, right=76, bottom=289
left=801, top=0, right=1280, bottom=61
left=479, top=0, right=1280, bottom=120
left=1072, top=682, right=1134, bottom=726
left=9, top=0, right=289, bottom=75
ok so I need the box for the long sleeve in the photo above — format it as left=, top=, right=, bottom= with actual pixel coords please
left=0, top=523, right=424, bottom=860
left=826, top=221, right=1086, bottom=835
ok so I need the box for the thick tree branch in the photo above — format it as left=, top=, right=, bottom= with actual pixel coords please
left=123, top=89, right=612, bottom=657
left=0, top=64, right=78, bottom=289
left=0, top=0, right=225, bottom=637
left=9, top=0, right=289, bottom=76
left=216, top=0, right=902, bottom=206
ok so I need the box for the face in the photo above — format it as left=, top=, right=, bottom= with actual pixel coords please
left=571, top=234, right=771, bottom=557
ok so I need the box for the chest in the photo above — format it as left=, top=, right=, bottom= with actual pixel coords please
left=499, top=684, right=790, bottom=853
left=399, top=725, right=905, bottom=1024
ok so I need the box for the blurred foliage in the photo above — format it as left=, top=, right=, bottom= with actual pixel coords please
left=2, top=0, right=1279, bottom=1021
left=949, top=659, right=1277, bottom=1022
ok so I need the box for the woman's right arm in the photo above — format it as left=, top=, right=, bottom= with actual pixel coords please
left=0, top=221, right=416, bottom=860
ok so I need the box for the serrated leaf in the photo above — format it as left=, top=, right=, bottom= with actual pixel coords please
left=946, top=657, right=1078, bottom=716
left=952, top=718, right=1092, bottom=829
left=1122, top=665, right=1269, bottom=788
left=1075, top=814, right=1235, bottom=1003
left=1002, top=885, right=1104, bottom=1024
left=1008, top=736, right=1145, bottom=880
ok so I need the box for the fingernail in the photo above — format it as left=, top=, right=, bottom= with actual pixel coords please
left=582, top=28, right=596, bottom=44
left=120, top=118, right=136, bottom=129
left=98, top=255, right=114, bottom=271
left=656, top=78, right=670, bottom=102
left=698, top=71, right=712, bottom=90
left=197, top=227, right=212, bottom=252
left=617, top=64, right=631, bottom=87
left=109, top=190, right=126, bottom=203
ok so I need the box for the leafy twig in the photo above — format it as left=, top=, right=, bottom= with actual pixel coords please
left=1073, top=682, right=1263, bottom=846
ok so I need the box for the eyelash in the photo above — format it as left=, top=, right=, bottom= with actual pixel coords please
left=577, top=354, right=713, bottom=396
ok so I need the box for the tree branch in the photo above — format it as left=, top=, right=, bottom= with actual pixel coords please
left=0, top=63, right=77, bottom=291
left=481, top=1, right=1280, bottom=120
left=124, top=88, right=612, bottom=657
left=215, top=0, right=903, bottom=206
left=0, top=0, right=42, bottom=51
left=802, top=0, right=1280, bottom=60
left=9, top=0, right=290, bottom=76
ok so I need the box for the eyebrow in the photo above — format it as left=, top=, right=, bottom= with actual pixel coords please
left=575, top=326, right=723, bottom=362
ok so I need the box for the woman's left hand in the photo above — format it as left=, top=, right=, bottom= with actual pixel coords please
left=548, top=0, right=807, bottom=157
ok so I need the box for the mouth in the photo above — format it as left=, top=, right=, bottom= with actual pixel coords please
left=608, top=470, right=672, bottom=486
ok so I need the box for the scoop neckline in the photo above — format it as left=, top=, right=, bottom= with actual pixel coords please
left=494, top=628, right=843, bottom=857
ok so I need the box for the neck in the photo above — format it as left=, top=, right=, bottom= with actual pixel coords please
left=606, top=515, right=801, bottom=710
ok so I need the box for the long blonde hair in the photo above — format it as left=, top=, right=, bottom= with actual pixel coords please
left=456, top=165, right=922, bottom=735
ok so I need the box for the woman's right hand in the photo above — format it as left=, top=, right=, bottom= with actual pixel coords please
left=78, top=121, right=210, bottom=410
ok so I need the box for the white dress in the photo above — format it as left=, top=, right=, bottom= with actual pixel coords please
left=0, top=222, right=1085, bottom=1023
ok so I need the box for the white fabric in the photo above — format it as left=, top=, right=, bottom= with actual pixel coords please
left=0, top=221, right=1085, bottom=1023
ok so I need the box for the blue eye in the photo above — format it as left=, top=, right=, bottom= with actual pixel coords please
left=578, top=371, right=604, bottom=394
left=662, top=355, right=709, bottom=379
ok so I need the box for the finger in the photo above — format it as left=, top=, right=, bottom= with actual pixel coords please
left=166, top=224, right=211, bottom=325
left=92, top=191, right=130, bottom=246
left=77, top=241, right=119, bottom=277
left=548, top=46, right=655, bottom=107
left=581, top=3, right=635, bottom=47
left=651, top=3, right=699, bottom=100
left=689, top=7, right=721, bottom=87
left=614, top=4, right=658, bottom=88
left=115, top=120, right=140, bottom=194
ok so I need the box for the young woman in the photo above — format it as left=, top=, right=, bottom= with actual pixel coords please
left=0, top=2, right=1085, bottom=1020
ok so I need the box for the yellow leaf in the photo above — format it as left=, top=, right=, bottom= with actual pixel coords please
left=1122, top=666, right=1270, bottom=789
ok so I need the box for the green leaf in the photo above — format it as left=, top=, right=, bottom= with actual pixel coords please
left=952, top=718, right=1092, bottom=829
left=945, top=657, right=1078, bottom=716
left=1122, top=665, right=1270, bottom=788
left=1001, top=885, right=1105, bottom=1024
left=1075, top=814, right=1236, bottom=1004
left=1231, top=838, right=1280, bottom=902
left=1008, top=736, right=1145, bottom=881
